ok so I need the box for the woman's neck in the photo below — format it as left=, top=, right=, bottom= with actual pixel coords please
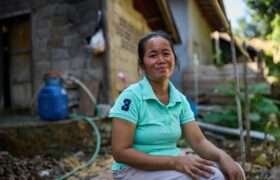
left=148, top=78, right=169, bottom=104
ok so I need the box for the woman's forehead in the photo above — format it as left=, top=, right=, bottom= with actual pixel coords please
left=144, top=36, right=171, bottom=50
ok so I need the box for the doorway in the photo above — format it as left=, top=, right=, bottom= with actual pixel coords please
left=0, top=15, right=32, bottom=111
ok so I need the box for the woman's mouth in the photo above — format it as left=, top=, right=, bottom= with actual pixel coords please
left=157, top=67, right=168, bottom=73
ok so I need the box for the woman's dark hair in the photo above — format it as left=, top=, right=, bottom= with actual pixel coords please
left=137, top=31, right=179, bottom=68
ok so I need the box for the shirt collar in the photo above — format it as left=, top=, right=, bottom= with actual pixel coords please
left=140, top=76, right=182, bottom=104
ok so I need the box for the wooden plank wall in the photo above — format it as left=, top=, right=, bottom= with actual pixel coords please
left=183, top=62, right=267, bottom=105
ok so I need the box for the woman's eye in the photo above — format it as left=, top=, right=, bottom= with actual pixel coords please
left=149, top=54, right=157, bottom=58
left=163, top=52, right=171, bottom=57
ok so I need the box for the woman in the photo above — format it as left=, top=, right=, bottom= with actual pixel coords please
left=109, top=31, right=245, bottom=180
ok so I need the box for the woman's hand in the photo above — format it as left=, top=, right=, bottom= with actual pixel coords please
left=173, top=154, right=215, bottom=180
left=219, top=153, right=246, bottom=180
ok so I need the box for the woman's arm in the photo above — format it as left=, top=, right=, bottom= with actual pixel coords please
left=182, top=121, right=224, bottom=161
left=183, top=121, right=245, bottom=180
left=112, top=118, right=216, bottom=179
left=112, top=118, right=175, bottom=170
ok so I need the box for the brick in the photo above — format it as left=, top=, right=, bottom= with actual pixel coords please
left=11, top=83, right=32, bottom=108
left=50, top=59, right=70, bottom=72
left=50, top=48, right=69, bottom=61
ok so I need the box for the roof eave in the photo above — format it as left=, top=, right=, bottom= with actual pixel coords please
left=196, top=0, right=229, bottom=32
left=156, top=0, right=180, bottom=43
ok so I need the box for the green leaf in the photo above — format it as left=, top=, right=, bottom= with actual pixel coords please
left=202, top=109, right=238, bottom=128
left=267, top=128, right=280, bottom=143
left=214, top=82, right=235, bottom=97
left=249, top=112, right=261, bottom=122
left=253, top=97, right=279, bottom=114
left=248, top=83, right=270, bottom=95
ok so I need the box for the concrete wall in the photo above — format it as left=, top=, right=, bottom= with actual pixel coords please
left=168, top=0, right=213, bottom=93
left=0, top=0, right=109, bottom=109
left=168, top=0, right=189, bottom=92
left=169, top=0, right=213, bottom=98
left=106, top=0, right=150, bottom=100
left=187, top=0, right=213, bottom=66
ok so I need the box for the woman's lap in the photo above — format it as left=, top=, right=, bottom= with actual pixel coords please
left=112, top=165, right=225, bottom=180
left=112, top=150, right=228, bottom=180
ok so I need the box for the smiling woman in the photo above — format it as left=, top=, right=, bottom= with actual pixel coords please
left=138, top=33, right=175, bottom=104
left=109, top=31, right=245, bottom=180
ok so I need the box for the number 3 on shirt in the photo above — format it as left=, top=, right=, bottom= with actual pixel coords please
left=121, top=99, right=131, bottom=111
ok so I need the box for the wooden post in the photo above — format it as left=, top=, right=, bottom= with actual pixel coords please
left=213, top=31, right=221, bottom=65
left=242, top=43, right=251, bottom=159
left=229, top=22, right=246, bottom=167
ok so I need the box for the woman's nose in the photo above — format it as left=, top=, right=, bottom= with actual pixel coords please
left=158, top=55, right=166, bottom=63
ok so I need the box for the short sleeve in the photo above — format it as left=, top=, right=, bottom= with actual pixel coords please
left=180, top=96, right=195, bottom=124
left=109, top=89, right=139, bottom=124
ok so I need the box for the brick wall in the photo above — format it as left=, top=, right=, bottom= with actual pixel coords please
left=31, top=0, right=106, bottom=99
left=0, top=0, right=109, bottom=109
left=106, top=0, right=150, bottom=100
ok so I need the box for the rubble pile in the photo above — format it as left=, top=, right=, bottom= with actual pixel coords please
left=0, top=151, right=64, bottom=179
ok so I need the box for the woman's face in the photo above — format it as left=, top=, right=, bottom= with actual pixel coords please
left=142, top=36, right=175, bottom=82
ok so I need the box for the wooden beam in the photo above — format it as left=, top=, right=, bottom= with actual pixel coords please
left=211, top=0, right=229, bottom=31
left=156, top=0, right=180, bottom=43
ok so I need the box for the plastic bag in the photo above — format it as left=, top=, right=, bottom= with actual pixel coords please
left=89, top=29, right=105, bottom=55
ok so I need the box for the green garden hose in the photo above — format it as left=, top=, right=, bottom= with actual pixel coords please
left=56, top=114, right=101, bottom=180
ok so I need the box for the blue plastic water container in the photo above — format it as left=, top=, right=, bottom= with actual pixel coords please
left=37, top=76, right=68, bottom=121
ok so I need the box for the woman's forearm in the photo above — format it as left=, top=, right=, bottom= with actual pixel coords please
left=190, top=138, right=226, bottom=162
left=183, top=122, right=229, bottom=163
left=113, top=148, right=176, bottom=170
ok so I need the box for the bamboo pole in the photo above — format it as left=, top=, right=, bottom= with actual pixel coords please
left=229, top=22, right=246, bottom=167
left=242, top=43, right=251, bottom=159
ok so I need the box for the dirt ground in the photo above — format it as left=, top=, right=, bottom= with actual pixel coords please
left=1, top=140, right=280, bottom=180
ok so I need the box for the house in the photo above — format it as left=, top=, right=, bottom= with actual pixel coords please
left=0, top=0, right=233, bottom=115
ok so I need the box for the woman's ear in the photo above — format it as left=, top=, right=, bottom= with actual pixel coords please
left=138, top=60, right=144, bottom=69
left=137, top=63, right=145, bottom=74
left=137, top=66, right=144, bottom=77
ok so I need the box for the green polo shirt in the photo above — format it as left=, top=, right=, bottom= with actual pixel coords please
left=109, top=76, right=194, bottom=170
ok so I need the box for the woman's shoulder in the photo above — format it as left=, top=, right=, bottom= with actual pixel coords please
left=120, top=81, right=142, bottom=98
left=169, top=83, right=187, bottom=100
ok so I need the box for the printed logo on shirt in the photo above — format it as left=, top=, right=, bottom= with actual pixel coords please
left=121, top=98, right=131, bottom=111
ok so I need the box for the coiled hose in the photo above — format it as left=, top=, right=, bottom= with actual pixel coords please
left=56, top=114, right=101, bottom=180
left=56, top=73, right=101, bottom=179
